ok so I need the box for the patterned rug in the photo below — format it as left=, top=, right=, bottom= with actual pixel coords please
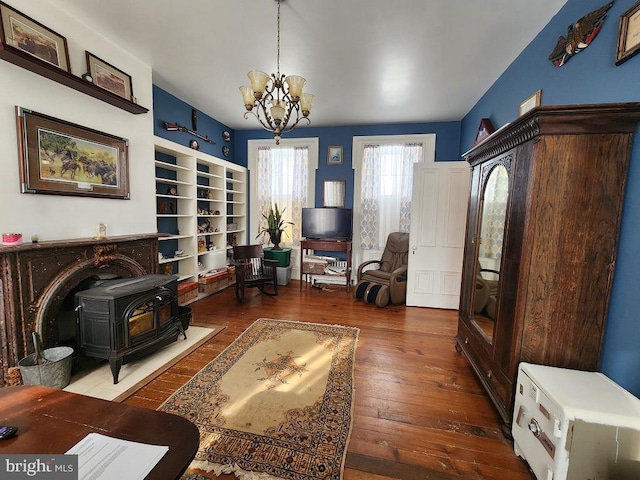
left=159, top=318, right=359, bottom=480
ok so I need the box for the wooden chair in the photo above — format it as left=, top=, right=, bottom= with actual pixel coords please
left=232, top=245, right=278, bottom=302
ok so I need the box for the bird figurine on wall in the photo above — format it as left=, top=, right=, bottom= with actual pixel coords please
left=548, top=2, right=613, bottom=67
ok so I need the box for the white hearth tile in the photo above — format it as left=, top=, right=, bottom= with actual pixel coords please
left=64, top=326, right=214, bottom=401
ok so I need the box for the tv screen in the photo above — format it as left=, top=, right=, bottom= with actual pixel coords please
left=302, top=208, right=353, bottom=240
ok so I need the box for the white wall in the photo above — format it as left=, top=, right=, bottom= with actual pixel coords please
left=0, top=1, right=156, bottom=242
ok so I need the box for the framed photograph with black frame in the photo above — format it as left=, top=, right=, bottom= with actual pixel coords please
left=0, top=1, right=70, bottom=71
left=615, top=1, right=640, bottom=65
left=327, top=146, right=343, bottom=165
left=86, top=51, right=134, bottom=100
left=16, top=107, right=130, bottom=199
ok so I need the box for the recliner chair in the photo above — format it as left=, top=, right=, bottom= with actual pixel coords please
left=353, top=232, right=409, bottom=307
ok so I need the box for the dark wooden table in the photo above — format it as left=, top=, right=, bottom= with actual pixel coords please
left=300, top=239, right=352, bottom=292
left=0, top=385, right=199, bottom=480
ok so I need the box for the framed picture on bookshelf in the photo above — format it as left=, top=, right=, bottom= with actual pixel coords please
left=86, top=51, right=134, bottom=100
left=0, top=2, right=70, bottom=71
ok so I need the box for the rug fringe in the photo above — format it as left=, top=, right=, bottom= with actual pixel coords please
left=193, top=460, right=283, bottom=480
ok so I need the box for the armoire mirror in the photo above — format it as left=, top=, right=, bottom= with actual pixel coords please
left=471, top=164, right=509, bottom=343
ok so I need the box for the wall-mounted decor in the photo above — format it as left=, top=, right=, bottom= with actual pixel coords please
left=0, top=1, right=70, bottom=71
left=323, top=180, right=346, bottom=208
left=473, top=118, right=495, bottom=146
left=163, top=122, right=216, bottom=144
left=327, top=146, right=343, bottom=165
left=86, top=51, right=133, bottom=101
left=16, top=107, right=129, bottom=199
left=222, top=146, right=230, bottom=157
left=519, top=90, right=542, bottom=116
left=223, top=131, right=231, bottom=142
left=616, top=1, right=640, bottom=65
left=548, top=2, right=613, bottom=67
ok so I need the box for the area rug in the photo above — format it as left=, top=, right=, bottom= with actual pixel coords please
left=159, top=318, right=359, bottom=480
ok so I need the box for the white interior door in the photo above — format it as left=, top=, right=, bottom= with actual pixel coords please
left=406, top=162, right=470, bottom=308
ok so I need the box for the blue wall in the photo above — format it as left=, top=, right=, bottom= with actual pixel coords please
left=153, top=86, right=237, bottom=161
left=461, top=0, right=640, bottom=396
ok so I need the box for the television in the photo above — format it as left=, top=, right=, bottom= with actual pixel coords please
left=302, top=208, right=353, bottom=241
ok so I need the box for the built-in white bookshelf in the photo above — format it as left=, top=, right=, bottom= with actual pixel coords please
left=154, top=136, right=247, bottom=291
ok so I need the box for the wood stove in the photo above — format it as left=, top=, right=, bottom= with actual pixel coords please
left=75, top=274, right=185, bottom=384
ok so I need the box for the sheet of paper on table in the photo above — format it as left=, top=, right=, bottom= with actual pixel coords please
left=66, top=432, right=169, bottom=480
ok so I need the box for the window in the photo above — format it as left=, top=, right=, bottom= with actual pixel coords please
left=353, top=134, right=435, bottom=251
left=248, top=138, right=318, bottom=247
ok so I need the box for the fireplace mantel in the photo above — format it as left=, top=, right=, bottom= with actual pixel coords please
left=0, top=234, right=162, bottom=386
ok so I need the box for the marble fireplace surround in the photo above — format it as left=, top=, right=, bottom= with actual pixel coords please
left=0, top=234, right=161, bottom=387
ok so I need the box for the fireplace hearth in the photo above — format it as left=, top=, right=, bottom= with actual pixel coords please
left=75, top=274, right=185, bottom=384
left=0, top=234, right=161, bottom=386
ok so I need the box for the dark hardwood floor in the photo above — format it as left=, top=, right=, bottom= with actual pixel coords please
left=123, top=281, right=534, bottom=480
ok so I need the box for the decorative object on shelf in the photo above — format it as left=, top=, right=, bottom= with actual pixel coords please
left=198, top=239, right=206, bottom=253
left=198, top=220, right=211, bottom=233
left=222, top=145, right=230, bottom=157
left=256, top=203, right=293, bottom=250
left=163, top=122, right=215, bottom=144
left=548, top=2, right=613, bottom=67
left=616, top=1, right=640, bottom=65
left=16, top=107, right=129, bottom=199
left=223, top=131, right=231, bottom=142
left=327, top=146, right=343, bottom=165
left=30, top=234, right=38, bottom=243
left=163, top=264, right=173, bottom=275
left=0, top=2, right=70, bottom=71
left=166, top=186, right=177, bottom=195
left=94, top=223, right=107, bottom=240
left=86, top=51, right=133, bottom=100
left=189, top=139, right=200, bottom=150
left=2, top=233, right=23, bottom=246
left=81, top=72, right=93, bottom=83
left=158, top=202, right=168, bottom=214
left=239, top=0, right=314, bottom=145
left=519, top=90, right=542, bottom=116
left=175, top=250, right=185, bottom=257
left=473, top=118, right=495, bottom=145
left=214, top=210, right=220, bottom=215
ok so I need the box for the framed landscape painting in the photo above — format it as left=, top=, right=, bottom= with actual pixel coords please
left=86, top=51, right=133, bottom=100
left=16, top=107, right=130, bottom=199
left=0, top=1, right=70, bottom=71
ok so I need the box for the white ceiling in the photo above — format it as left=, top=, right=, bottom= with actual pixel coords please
left=50, top=0, right=567, bottom=130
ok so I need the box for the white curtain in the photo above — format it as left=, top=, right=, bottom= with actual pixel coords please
left=359, top=143, right=422, bottom=250
left=256, top=146, right=309, bottom=247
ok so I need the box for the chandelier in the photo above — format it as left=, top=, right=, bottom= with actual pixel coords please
left=239, top=0, right=314, bottom=144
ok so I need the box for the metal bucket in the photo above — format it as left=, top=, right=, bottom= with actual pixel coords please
left=18, top=346, right=74, bottom=389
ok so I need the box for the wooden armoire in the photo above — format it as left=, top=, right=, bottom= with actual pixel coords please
left=456, top=103, right=640, bottom=429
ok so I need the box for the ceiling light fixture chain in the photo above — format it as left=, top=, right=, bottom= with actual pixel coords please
left=239, top=0, right=314, bottom=144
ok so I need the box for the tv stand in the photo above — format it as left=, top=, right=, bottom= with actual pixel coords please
left=300, top=239, right=352, bottom=292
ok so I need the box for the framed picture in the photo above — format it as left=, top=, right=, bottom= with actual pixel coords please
left=616, top=1, right=640, bottom=65
left=519, top=90, right=542, bottom=116
left=86, top=51, right=133, bottom=100
left=0, top=1, right=70, bottom=71
left=16, top=107, right=130, bottom=199
left=473, top=118, right=495, bottom=146
left=327, top=146, right=343, bottom=165
left=323, top=180, right=346, bottom=208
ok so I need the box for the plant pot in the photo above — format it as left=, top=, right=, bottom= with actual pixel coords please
left=269, top=230, right=282, bottom=249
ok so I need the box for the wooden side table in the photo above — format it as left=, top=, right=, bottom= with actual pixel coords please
left=300, top=239, right=352, bottom=292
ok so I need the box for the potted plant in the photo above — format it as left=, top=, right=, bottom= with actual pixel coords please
left=256, top=203, right=293, bottom=250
